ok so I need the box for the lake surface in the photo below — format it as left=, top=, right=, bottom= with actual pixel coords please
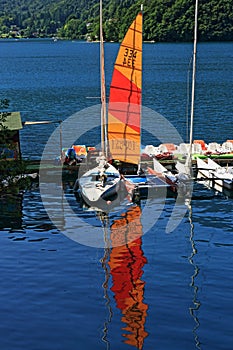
left=0, top=40, right=233, bottom=350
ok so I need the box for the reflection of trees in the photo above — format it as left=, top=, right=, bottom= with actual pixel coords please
left=108, top=205, right=148, bottom=350
left=0, top=194, right=23, bottom=230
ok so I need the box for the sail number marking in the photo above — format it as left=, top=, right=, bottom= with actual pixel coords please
left=111, top=139, right=136, bottom=151
left=123, top=48, right=137, bottom=68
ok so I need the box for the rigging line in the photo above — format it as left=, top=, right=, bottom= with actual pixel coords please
left=100, top=0, right=107, bottom=158
left=188, top=0, right=199, bottom=170
left=186, top=56, right=193, bottom=143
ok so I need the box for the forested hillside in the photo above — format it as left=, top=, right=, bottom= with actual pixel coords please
left=0, top=0, right=232, bottom=41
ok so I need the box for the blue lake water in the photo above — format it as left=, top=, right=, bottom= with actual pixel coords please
left=0, top=40, right=233, bottom=350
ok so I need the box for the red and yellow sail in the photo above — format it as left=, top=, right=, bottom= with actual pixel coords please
left=108, top=12, right=143, bottom=164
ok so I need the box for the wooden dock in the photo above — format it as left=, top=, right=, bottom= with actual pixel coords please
left=25, top=157, right=233, bottom=175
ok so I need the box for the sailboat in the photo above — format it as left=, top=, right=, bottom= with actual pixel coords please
left=107, top=6, right=174, bottom=198
left=77, top=0, right=124, bottom=208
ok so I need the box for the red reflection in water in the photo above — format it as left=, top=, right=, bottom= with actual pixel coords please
left=109, top=205, right=148, bottom=349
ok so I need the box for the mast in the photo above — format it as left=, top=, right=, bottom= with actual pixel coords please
left=187, top=0, right=198, bottom=170
left=100, top=0, right=107, bottom=157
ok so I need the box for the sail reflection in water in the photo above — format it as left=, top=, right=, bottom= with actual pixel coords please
left=108, top=205, right=148, bottom=349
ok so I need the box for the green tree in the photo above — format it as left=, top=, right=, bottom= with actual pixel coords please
left=0, top=0, right=232, bottom=41
left=0, top=100, right=30, bottom=194
left=104, top=19, right=119, bottom=42
left=61, top=18, right=86, bottom=39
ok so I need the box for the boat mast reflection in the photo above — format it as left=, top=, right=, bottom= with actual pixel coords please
left=99, top=213, right=113, bottom=350
left=187, top=200, right=201, bottom=350
left=108, top=205, right=148, bottom=349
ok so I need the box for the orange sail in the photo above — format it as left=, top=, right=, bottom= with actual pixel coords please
left=108, top=12, right=143, bottom=164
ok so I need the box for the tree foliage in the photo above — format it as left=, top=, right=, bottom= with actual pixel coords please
left=0, top=100, right=29, bottom=194
left=0, top=0, right=232, bottom=41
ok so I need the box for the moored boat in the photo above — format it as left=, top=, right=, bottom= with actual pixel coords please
left=107, top=6, right=177, bottom=199
left=77, top=0, right=123, bottom=208
left=77, top=161, right=125, bottom=208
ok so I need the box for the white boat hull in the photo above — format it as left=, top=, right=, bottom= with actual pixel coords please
left=77, top=163, right=126, bottom=208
